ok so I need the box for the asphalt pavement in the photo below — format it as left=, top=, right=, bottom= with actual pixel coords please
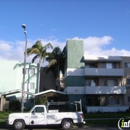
left=0, top=118, right=121, bottom=130
left=0, top=126, right=120, bottom=130
left=0, top=124, right=121, bottom=130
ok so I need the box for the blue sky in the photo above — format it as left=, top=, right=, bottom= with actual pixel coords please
left=0, top=0, right=130, bottom=62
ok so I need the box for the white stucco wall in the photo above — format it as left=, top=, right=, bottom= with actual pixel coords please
left=0, top=60, right=38, bottom=99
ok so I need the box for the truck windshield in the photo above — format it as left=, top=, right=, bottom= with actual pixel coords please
left=29, top=106, right=45, bottom=113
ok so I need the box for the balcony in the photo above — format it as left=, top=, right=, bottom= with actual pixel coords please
left=86, top=106, right=129, bottom=113
left=86, top=86, right=126, bottom=94
left=85, top=68, right=124, bottom=76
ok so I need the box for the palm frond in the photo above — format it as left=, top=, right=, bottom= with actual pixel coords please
left=45, top=52, right=52, bottom=58
left=32, top=55, right=39, bottom=63
left=46, top=53, right=55, bottom=61
left=52, top=47, right=62, bottom=57
left=48, top=59, right=57, bottom=67
left=27, top=48, right=40, bottom=55
left=32, top=40, right=43, bottom=51
left=43, top=43, right=53, bottom=51
left=46, top=46, right=65, bottom=79
left=27, top=48, right=32, bottom=56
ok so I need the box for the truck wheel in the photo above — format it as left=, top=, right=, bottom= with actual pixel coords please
left=62, top=120, right=72, bottom=130
left=13, top=120, right=25, bottom=130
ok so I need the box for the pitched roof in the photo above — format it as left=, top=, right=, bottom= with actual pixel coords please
left=34, top=89, right=67, bottom=96
left=0, top=89, right=21, bottom=96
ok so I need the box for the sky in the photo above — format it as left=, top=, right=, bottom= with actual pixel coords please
left=0, top=0, right=130, bottom=64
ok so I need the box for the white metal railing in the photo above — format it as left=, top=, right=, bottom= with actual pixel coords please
left=86, top=86, right=126, bottom=94
left=85, top=68, right=124, bottom=76
left=86, top=106, right=129, bottom=113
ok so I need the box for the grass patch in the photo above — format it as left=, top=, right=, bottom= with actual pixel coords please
left=0, top=111, right=11, bottom=126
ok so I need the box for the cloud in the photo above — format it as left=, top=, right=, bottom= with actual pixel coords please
left=0, top=40, right=13, bottom=51
left=73, top=36, right=113, bottom=47
left=0, top=36, right=130, bottom=65
left=40, top=38, right=65, bottom=50
left=72, top=36, right=130, bottom=56
left=0, top=38, right=65, bottom=66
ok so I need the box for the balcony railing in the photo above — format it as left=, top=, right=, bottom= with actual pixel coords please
left=86, top=106, right=129, bottom=113
left=86, top=86, right=126, bottom=94
left=85, top=68, right=124, bottom=76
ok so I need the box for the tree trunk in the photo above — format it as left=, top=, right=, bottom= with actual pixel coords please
left=56, top=60, right=60, bottom=91
left=37, top=59, right=42, bottom=93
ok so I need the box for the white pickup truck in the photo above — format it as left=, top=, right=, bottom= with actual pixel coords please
left=7, top=100, right=85, bottom=130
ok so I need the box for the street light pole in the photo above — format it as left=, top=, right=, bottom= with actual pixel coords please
left=21, top=24, right=27, bottom=112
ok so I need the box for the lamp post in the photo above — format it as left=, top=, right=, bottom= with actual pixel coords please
left=21, top=24, right=27, bottom=112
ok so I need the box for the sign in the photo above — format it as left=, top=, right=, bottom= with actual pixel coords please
left=22, top=91, right=26, bottom=96
left=118, top=118, right=130, bottom=130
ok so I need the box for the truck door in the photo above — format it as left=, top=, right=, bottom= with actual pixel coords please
left=30, top=106, right=46, bottom=125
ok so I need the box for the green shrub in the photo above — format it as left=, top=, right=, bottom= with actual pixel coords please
left=9, top=100, right=21, bottom=111
left=35, top=95, right=47, bottom=105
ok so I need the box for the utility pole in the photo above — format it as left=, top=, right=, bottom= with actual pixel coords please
left=21, top=24, right=27, bottom=112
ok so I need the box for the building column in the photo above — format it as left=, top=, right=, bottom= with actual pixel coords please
left=0, top=95, right=6, bottom=111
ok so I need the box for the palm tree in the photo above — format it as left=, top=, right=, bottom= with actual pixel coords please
left=27, top=40, right=53, bottom=92
left=46, top=47, right=65, bottom=91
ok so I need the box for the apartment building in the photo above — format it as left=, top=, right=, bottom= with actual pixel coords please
left=0, top=60, right=63, bottom=111
left=63, top=40, right=130, bottom=112
left=0, top=61, right=39, bottom=110
left=0, top=40, right=130, bottom=112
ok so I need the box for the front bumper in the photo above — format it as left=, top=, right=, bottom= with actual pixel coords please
left=6, top=120, right=12, bottom=126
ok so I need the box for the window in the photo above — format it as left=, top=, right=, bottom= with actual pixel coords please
left=102, top=63, right=106, bottom=68
left=86, top=63, right=97, bottom=68
left=87, top=97, right=93, bottom=106
left=104, top=79, right=118, bottom=86
left=115, top=96, right=120, bottom=104
left=86, top=80, right=91, bottom=86
left=112, top=63, right=117, bottom=68
left=107, top=80, right=114, bottom=86
left=128, top=96, right=130, bottom=102
left=28, top=68, right=35, bottom=74
left=124, top=62, right=130, bottom=68
left=102, top=63, right=117, bottom=69
left=86, top=79, right=97, bottom=86
left=126, top=79, right=130, bottom=85
left=21, top=83, right=35, bottom=90
left=106, top=63, right=112, bottom=69
left=29, top=83, right=35, bottom=89
left=86, top=96, right=100, bottom=106
left=107, top=96, right=119, bottom=105
left=33, top=107, right=44, bottom=113
left=22, top=68, right=35, bottom=74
